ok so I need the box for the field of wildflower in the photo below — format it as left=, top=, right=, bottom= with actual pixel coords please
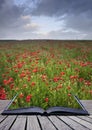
left=0, top=40, right=92, bottom=109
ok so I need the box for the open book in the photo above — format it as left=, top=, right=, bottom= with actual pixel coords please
left=2, top=94, right=89, bottom=115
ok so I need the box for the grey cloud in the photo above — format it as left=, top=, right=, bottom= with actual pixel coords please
left=31, top=0, right=92, bottom=16
left=0, top=0, right=6, bottom=8
left=0, top=0, right=39, bottom=39
left=30, top=0, right=92, bottom=38
left=0, top=0, right=23, bottom=28
left=65, top=12, right=92, bottom=33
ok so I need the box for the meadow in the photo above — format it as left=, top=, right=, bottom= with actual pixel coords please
left=0, top=40, right=92, bottom=109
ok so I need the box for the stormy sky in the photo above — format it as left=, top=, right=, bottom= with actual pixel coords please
left=0, top=0, right=92, bottom=40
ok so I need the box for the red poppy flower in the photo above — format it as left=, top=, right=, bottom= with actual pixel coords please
left=14, top=70, right=19, bottom=73
left=17, top=63, right=23, bottom=68
left=31, top=82, right=36, bottom=86
left=70, top=75, right=78, bottom=80
left=42, top=74, right=47, bottom=81
left=45, top=97, right=49, bottom=102
left=32, top=68, right=38, bottom=73
left=3, top=79, right=8, bottom=85
left=60, top=72, right=65, bottom=76
left=53, top=77, right=60, bottom=82
left=0, top=93, right=6, bottom=100
left=85, top=81, right=91, bottom=86
left=9, top=77, right=14, bottom=82
left=79, top=78, right=84, bottom=82
left=0, top=88, right=6, bottom=100
left=67, top=86, right=71, bottom=90
left=19, top=93, right=24, bottom=98
left=10, top=83, right=14, bottom=89
left=26, top=95, right=32, bottom=102
left=68, top=93, right=71, bottom=97
left=20, top=72, right=26, bottom=78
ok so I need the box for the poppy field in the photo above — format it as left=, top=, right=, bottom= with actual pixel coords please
left=0, top=40, right=92, bottom=109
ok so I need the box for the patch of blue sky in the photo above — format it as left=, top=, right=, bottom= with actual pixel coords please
left=32, top=16, right=65, bottom=34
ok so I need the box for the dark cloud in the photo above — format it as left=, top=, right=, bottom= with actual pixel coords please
left=0, top=0, right=24, bottom=39
left=0, top=0, right=5, bottom=8
left=0, top=0, right=24, bottom=28
left=30, top=0, right=92, bottom=39
left=0, top=0, right=39, bottom=39
left=31, top=0, right=92, bottom=16
left=65, top=12, right=92, bottom=33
